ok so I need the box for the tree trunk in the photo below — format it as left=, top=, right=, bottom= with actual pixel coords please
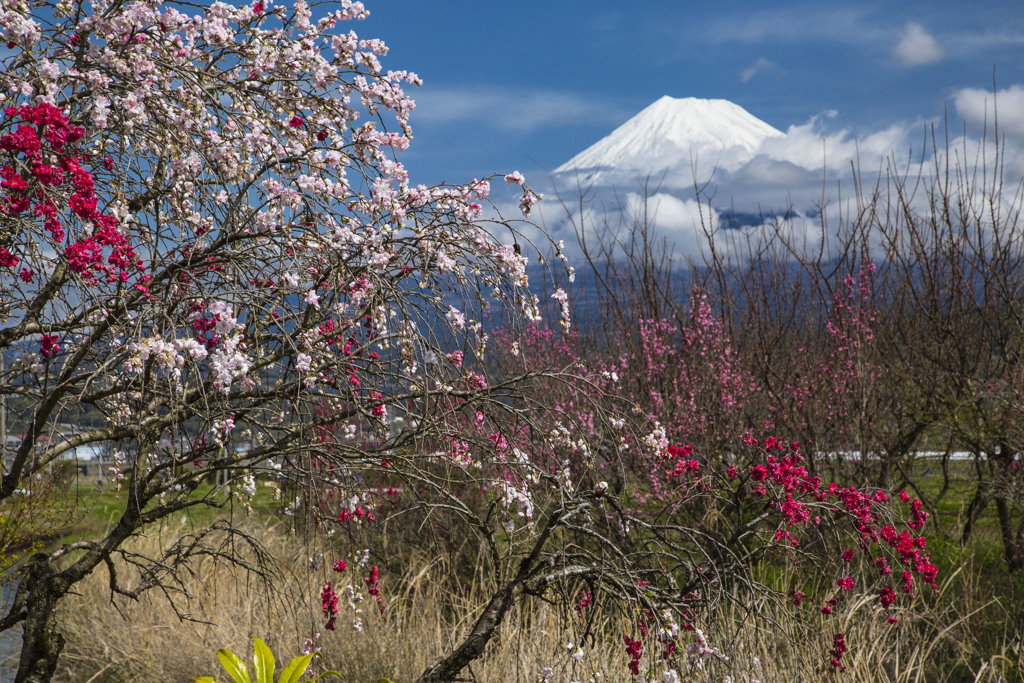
left=15, top=554, right=68, bottom=683
left=989, top=444, right=1021, bottom=572
left=960, top=452, right=989, bottom=546
left=993, top=495, right=1021, bottom=572
left=416, top=583, right=517, bottom=682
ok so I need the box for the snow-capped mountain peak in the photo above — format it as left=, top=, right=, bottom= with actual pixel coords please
left=554, top=96, right=784, bottom=184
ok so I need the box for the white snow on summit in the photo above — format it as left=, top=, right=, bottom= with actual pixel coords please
left=554, top=96, right=785, bottom=185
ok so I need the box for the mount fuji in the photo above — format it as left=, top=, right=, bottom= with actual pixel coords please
left=530, top=95, right=916, bottom=256
left=553, top=96, right=786, bottom=188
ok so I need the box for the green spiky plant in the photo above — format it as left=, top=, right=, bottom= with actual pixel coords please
left=191, top=637, right=384, bottom=683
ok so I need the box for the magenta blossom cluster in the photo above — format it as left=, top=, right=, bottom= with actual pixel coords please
left=734, top=435, right=939, bottom=623
left=364, top=565, right=384, bottom=614
left=320, top=582, right=339, bottom=632
left=1, top=104, right=142, bottom=285
left=623, top=635, right=643, bottom=676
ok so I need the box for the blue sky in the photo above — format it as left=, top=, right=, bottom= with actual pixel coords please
left=358, top=0, right=1024, bottom=187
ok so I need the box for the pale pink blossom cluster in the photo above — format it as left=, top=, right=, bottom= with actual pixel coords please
left=551, top=287, right=571, bottom=333
left=123, top=336, right=213, bottom=387
left=518, top=189, right=543, bottom=216
left=209, top=333, right=253, bottom=394
left=498, top=480, right=535, bottom=519
left=0, top=4, right=42, bottom=48
left=686, top=628, right=728, bottom=670
left=445, top=306, right=466, bottom=331
left=645, top=421, right=669, bottom=453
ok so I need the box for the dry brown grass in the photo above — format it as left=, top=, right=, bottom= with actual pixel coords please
left=23, top=523, right=1023, bottom=683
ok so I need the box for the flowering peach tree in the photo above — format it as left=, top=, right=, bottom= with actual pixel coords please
left=485, top=284, right=939, bottom=681
left=0, top=0, right=549, bottom=679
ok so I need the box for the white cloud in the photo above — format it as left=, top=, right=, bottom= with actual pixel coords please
left=700, top=6, right=881, bottom=45
left=756, top=115, right=912, bottom=172
left=953, top=84, right=1024, bottom=139
left=891, top=22, right=944, bottom=66
left=411, top=86, right=631, bottom=132
left=720, top=213, right=827, bottom=260
left=610, top=192, right=717, bottom=258
left=946, top=30, right=1024, bottom=53
left=628, top=192, right=715, bottom=232
left=740, top=57, right=779, bottom=83
left=518, top=182, right=721, bottom=261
